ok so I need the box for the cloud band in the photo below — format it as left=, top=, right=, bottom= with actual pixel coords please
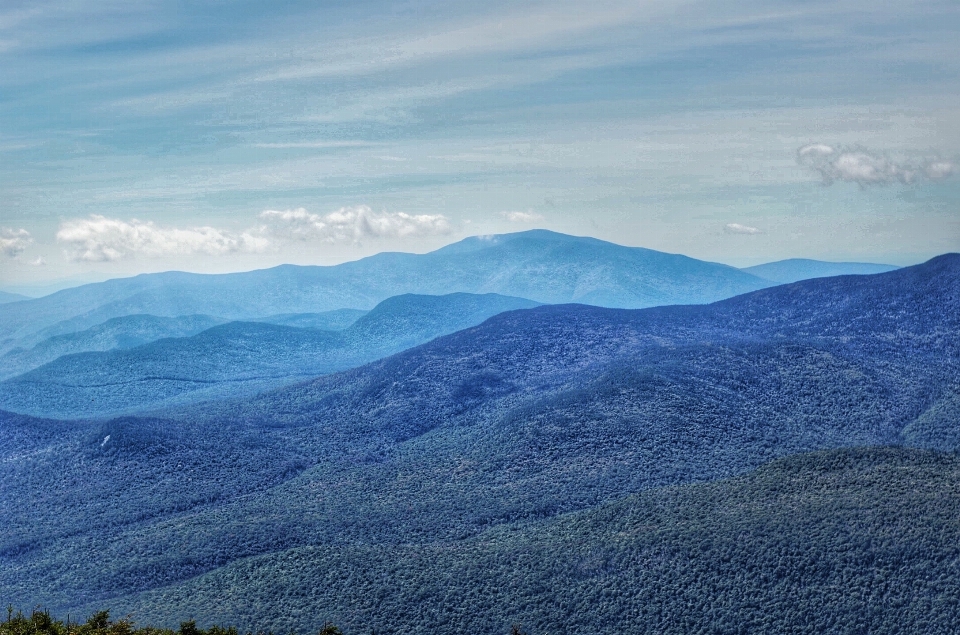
left=259, top=206, right=451, bottom=242
left=56, top=215, right=269, bottom=262
left=798, top=144, right=955, bottom=186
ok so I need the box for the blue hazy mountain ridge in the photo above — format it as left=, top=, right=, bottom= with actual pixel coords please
left=0, top=310, right=368, bottom=382
left=742, top=258, right=899, bottom=284
left=0, top=291, right=29, bottom=304
left=0, top=230, right=771, bottom=350
left=0, top=293, right=540, bottom=418
left=0, top=314, right=228, bottom=381
left=251, top=309, right=368, bottom=331
left=2, top=254, right=957, bottom=631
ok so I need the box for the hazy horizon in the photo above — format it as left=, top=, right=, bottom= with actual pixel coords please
left=0, top=227, right=918, bottom=298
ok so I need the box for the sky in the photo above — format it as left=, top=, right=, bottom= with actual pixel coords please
left=1, top=0, right=959, bottom=292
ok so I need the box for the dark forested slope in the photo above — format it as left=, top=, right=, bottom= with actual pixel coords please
left=94, top=448, right=960, bottom=635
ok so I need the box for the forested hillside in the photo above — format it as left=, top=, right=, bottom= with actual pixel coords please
left=9, top=449, right=960, bottom=635
left=0, top=315, right=227, bottom=380
left=2, top=255, right=958, bottom=632
left=0, top=293, right=538, bottom=418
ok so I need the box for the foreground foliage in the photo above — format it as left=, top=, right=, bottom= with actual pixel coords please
left=0, top=609, right=344, bottom=635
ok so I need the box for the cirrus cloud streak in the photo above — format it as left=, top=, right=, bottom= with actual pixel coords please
left=500, top=211, right=545, bottom=223
left=724, top=223, right=761, bottom=235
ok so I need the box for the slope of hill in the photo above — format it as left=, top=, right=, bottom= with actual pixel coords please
left=1, top=255, right=957, bottom=627
left=0, top=315, right=227, bottom=381
left=743, top=258, right=898, bottom=284
left=0, top=310, right=369, bottom=382
left=0, top=293, right=540, bottom=418
left=85, top=448, right=960, bottom=635
left=0, top=290, right=29, bottom=304
left=0, top=230, right=770, bottom=350
left=251, top=309, right=367, bottom=331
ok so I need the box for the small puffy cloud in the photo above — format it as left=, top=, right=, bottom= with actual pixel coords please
left=798, top=144, right=956, bottom=186
left=724, top=223, right=761, bottom=235
left=57, top=215, right=270, bottom=262
left=29, top=256, right=46, bottom=266
left=0, top=227, right=32, bottom=257
left=924, top=160, right=954, bottom=180
left=260, top=205, right=451, bottom=242
left=500, top=211, right=544, bottom=223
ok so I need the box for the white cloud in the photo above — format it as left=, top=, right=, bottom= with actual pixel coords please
left=724, top=223, right=761, bottom=235
left=29, top=256, right=46, bottom=266
left=0, top=227, right=32, bottom=257
left=924, top=160, right=955, bottom=180
left=798, top=144, right=956, bottom=186
left=56, top=215, right=270, bottom=262
left=500, top=211, right=545, bottom=223
left=260, top=206, right=451, bottom=242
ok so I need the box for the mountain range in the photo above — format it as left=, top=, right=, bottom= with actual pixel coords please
left=0, top=293, right=539, bottom=418
left=2, top=253, right=956, bottom=633
left=0, top=230, right=772, bottom=353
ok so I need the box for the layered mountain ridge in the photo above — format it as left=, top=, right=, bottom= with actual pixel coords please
left=0, top=293, right=539, bottom=418
left=0, top=230, right=771, bottom=352
left=2, top=254, right=957, bottom=633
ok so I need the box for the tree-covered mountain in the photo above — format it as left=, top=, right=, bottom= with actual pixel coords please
left=0, top=315, right=228, bottom=381
left=0, top=230, right=770, bottom=351
left=0, top=293, right=539, bottom=418
left=742, top=258, right=898, bottom=284
left=81, top=448, right=960, bottom=635
left=0, top=310, right=370, bottom=382
left=2, top=255, right=957, bottom=631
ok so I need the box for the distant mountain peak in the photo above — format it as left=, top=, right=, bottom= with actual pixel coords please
left=0, top=231, right=773, bottom=349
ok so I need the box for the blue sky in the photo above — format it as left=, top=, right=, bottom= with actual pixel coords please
left=2, top=0, right=959, bottom=290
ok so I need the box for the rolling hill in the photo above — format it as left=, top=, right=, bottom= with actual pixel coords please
left=0, top=293, right=540, bottom=418
left=0, top=310, right=369, bottom=382
left=0, top=230, right=770, bottom=352
left=0, top=314, right=228, bottom=381
left=87, top=448, right=960, bottom=635
left=0, top=290, right=29, bottom=304
left=742, top=258, right=899, bottom=284
left=1, top=254, right=957, bottom=631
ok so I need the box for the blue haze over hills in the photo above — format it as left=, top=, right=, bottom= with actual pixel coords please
left=0, top=291, right=29, bottom=304
left=0, top=310, right=369, bottom=382
left=0, top=230, right=771, bottom=353
left=2, top=253, right=958, bottom=633
left=0, top=315, right=228, bottom=381
left=0, top=293, right=539, bottom=418
left=743, top=259, right=899, bottom=284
